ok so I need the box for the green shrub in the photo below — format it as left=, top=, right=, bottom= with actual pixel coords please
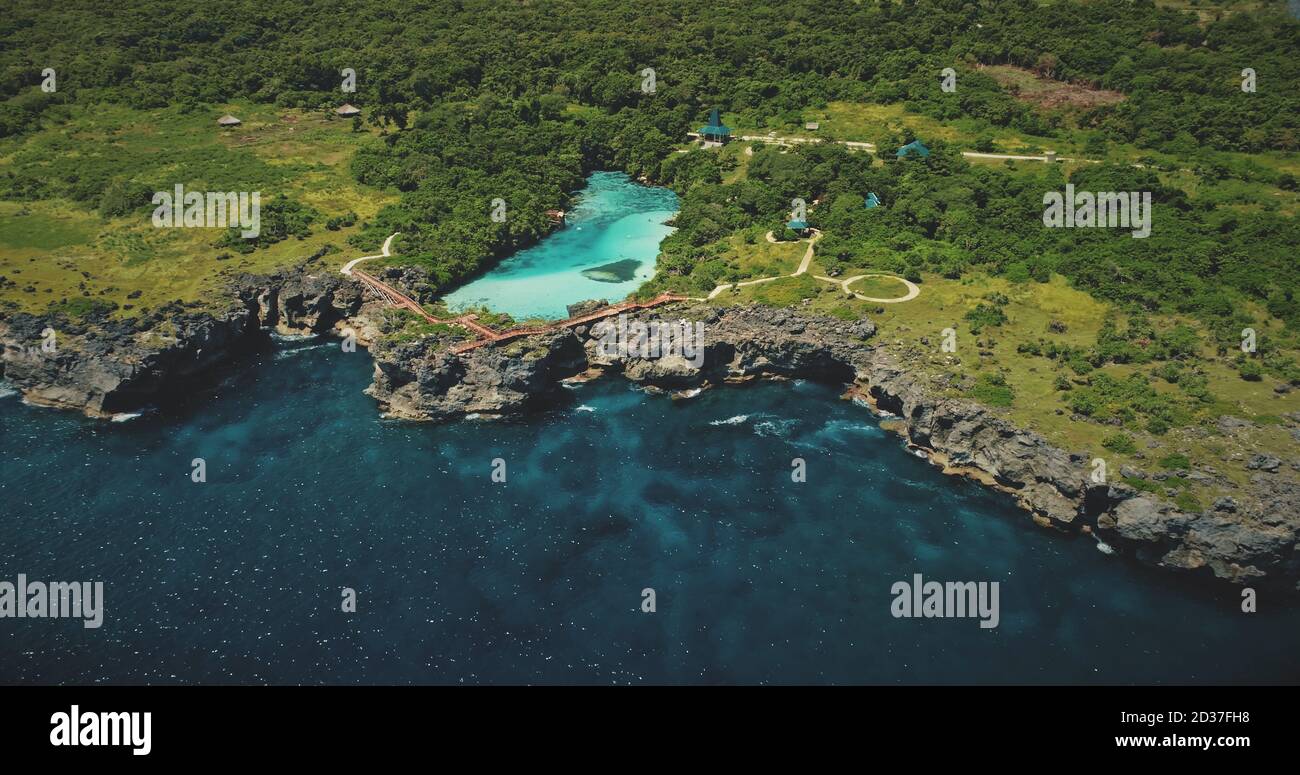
left=1101, top=433, right=1137, bottom=454
left=964, top=303, right=1007, bottom=333
left=1159, top=453, right=1190, bottom=470
left=969, top=373, right=1014, bottom=407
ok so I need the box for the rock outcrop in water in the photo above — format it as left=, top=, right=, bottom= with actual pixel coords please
left=367, top=304, right=876, bottom=417
left=367, top=329, right=588, bottom=420
left=0, top=270, right=367, bottom=417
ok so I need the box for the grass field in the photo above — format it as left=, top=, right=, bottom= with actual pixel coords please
left=0, top=103, right=398, bottom=317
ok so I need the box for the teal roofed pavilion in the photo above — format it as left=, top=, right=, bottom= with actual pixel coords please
left=698, top=108, right=731, bottom=143
left=865, top=192, right=881, bottom=208
left=896, top=140, right=930, bottom=158
left=786, top=219, right=809, bottom=233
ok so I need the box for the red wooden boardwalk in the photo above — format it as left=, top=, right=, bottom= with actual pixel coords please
left=353, top=269, right=444, bottom=325
left=350, top=268, right=687, bottom=355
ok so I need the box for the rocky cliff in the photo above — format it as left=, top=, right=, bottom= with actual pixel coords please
left=368, top=301, right=1300, bottom=590
left=860, top=357, right=1299, bottom=588
left=0, top=269, right=368, bottom=417
left=366, top=304, right=876, bottom=418
left=4, top=288, right=1296, bottom=589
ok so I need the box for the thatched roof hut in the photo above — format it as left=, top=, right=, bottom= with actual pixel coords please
left=335, top=104, right=361, bottom=117
left=217, top=114, right=242, bottom=127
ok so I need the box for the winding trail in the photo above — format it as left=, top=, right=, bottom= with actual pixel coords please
left=707, top=230, right=822, bottom=300
left=341, top=232, right=399, bottom=275
left=707, top=229, right=920, bottom=304
left=343, top=206, right=920, bottom=351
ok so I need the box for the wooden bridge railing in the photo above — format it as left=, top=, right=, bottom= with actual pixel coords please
left=350, top=267, right=689, bottom=356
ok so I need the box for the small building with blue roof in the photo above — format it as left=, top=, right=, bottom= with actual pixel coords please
left=698, top=108, right=731, bottom=145
left=896, top=140, right=930, bottom=158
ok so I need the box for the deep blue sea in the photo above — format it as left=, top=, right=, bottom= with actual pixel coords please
left=1, top=341, right=1298, bottom=685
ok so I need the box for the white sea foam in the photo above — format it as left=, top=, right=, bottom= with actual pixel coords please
left=1093, top=536, right=1115, bottom=555
left=274, top=343, right=330, bottom=360
left=753, top=418, right=797, bottom=438
left=270, top=331, right=315, bottom=343
left=576, top=405, right=596, bottom=413
left=0, top=383, right=17, bottom=400
left=710, top=414, right=749, bottom=426
left=110, top=412, right=143, bottom=423
left=821, top=419, right=878, bottom=435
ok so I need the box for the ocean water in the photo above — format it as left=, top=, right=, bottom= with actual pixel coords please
left=442, top=171, right=679, bottom=320
left=1, top=342, right=1298, bottom=685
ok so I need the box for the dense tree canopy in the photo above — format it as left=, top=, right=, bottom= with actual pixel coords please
left=2, top=0, right=1296, bottom=152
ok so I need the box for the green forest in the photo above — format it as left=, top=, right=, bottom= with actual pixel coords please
left=1, top=0, right=1298, bottom=467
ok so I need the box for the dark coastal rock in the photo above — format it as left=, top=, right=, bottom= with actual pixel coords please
left=1213, top=496, right=1238, bottom=513
left=368, top=329, right=587, bottom=420
left=360, top=300, right=1300, bottom=588
left=584, top=305, right=875, bottom=388
left=228, top=270, right=364, bottom=334
left=366, top=304, right=875, bottom=417
left=376, top=266, right=437, bottom=304
left=0, top=268, right=363, bottom=417
left=0, top=304, right=262, bottom=416
left=1110, top=494, right=1193, bottom=544
left=1217, top=416, right=1253, bottom=434
left=862, top=352, right=1300, bottom=589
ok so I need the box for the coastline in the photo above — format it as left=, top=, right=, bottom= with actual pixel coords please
left=2, top=270, right=1297, bottom=592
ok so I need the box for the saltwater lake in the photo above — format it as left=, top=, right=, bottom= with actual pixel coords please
left=442, top=171, right=678, bottom=320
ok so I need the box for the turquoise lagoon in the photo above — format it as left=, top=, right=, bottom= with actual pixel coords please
left=443, top=171, right=679, bottom=320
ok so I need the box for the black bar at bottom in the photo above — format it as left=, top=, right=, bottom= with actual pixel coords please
left=0, top=685, right=1284, bottom=762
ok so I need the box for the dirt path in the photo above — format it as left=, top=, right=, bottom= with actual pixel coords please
left=725, top=132, right=1100, bottom=165
left=340, top=232, right=399, bottom=276
left=816, top=273, right=921, bottom=303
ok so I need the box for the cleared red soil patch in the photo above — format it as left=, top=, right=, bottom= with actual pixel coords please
left=978, top=64, right=1126, bottom=112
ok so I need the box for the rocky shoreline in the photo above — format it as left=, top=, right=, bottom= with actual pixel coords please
left=3, top=270, right=1297, bottom=590
left=0, top=270, right=371, bottom=417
